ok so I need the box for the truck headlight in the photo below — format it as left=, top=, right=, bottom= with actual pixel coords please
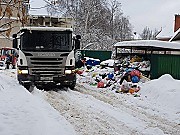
left=65, top=70, right=72, bottom=74
left=18, top=69, right=28, bottom=74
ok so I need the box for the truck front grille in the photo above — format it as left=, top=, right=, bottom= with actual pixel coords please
left=31, top=58, right=63, bottom=61
left=30, top=58, right=63, bottom=65
left=29, top=57, right=64, bottom=77
left=31, top=68, right=62, bottom=76
left=31, top=61, right=62, bottom=65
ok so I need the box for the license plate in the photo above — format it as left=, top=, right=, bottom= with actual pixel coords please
left=40, top=77, right=53, bottom=80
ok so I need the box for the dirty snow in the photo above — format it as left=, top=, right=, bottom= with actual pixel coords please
left=0, top=69, right=180, bottom=135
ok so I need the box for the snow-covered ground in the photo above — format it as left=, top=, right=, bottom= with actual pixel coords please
left=0, top=69, right=76, bottom=135
left=0, top=69, right=180, bottom=135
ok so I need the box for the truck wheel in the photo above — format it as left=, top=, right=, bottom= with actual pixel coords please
left=24, top=84, right=34, bottom=92
left=12, top=65, right=16, bottom=69
left=6, top=64, right=9, bottom=69
left=36, top=85, right=44, bottom=90
left=69, top=86, right=75, bottom=90
left=24, top=84, right=30, bottom=90
left=69, top=84, right=76, bottom=90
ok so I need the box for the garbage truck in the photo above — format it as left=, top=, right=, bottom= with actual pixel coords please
left=12, top=16, right=81, bottom=91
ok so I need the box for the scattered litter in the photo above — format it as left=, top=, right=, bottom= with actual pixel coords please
left=76, top=57, right=150, bottom=96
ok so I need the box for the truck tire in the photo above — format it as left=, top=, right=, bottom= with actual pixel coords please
left=24, top=84, right=30, bottom=90
left=12, top=65, right=16, bottom=69
left=69, top=83, right=76, bottom=90
left=36, top=85, right=44, bottom=90
left=69, top=85, right=75, bottom=90
left=6, top=63, right=10, bottom=69
left=24, top=84, right=34, bottom=92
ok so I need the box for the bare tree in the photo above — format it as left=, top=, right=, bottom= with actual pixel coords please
left=46, top=0, right=133, bottom=50
left=113, top=15, right=133, bottom=41
left=140, top=27, right=160, bottom=40
left=108, top=0, right=121, bottom=39
left=0, top=0, right=29, bottom=38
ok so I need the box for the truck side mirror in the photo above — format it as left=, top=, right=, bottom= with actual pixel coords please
left=75, top=39, right=80, bottom=50
left=76, top=35, right=81, bottom=39
left=12, top=34, right=17, bottom=38
left=13, top=38, right=17, bottom=48
left=12, top=34, right=18, bottom=48
left=73, top=35, right=81, bottom=50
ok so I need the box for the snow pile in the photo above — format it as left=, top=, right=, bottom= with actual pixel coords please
left=139, top=74, right=180, bottom=122
left=0, top=71, right=76, bottom=135
left=77, top=69, right=180, bottom=124
left=141, top=74, right=180, bottom=110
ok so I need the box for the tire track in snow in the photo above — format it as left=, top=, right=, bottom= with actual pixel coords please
left=44, top=90, right=142, bottom=135
left=74, top=83, right=180, bottom=135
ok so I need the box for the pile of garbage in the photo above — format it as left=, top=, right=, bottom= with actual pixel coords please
left=76, top=63, right=149, bottom=96
left=114, top=55, right=151, bottom=77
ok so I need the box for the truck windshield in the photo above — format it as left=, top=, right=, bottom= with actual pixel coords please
left=20, top=30, right=72, bottom=52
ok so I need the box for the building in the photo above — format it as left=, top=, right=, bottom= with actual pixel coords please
left=169, top=15, right=180, bottom=43
left=174, top=14, right=180, bottom=33
left=0, top=0, right=29, bottom=48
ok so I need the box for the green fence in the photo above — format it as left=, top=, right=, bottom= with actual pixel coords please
left=80, top=50, right=112, bottom=61
left=150, top=54, right=180, bottom=79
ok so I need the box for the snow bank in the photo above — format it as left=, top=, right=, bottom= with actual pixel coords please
left=0, top=72, right=76, bottom=135
left=139, top=74, right=180, bottom=122
left=78, top=69, right=180, bottom=124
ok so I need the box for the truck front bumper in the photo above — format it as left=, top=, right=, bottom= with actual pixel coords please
left=53, top=74, right=76, bottom=86
left=18, top=73, right=76, bottom=86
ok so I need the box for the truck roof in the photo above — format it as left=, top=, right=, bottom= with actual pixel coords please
left=20, top=27, right=73, bottom=32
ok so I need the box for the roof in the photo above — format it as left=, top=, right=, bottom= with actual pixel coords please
left=169, top=28, right=180, bottom=42
left=114, top=40, right=180, bottom=51
left=156, top=27, right=173, bottom=39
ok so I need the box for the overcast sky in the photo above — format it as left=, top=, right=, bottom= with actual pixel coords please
left=120, top=0, right=180, bottom=36
left=29, top=0, right=180, bottom=36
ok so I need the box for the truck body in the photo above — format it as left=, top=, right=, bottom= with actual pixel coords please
left=12, top=17, right=80, bottom=90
